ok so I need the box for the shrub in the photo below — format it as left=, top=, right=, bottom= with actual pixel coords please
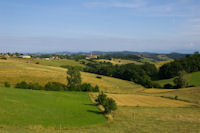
left=163, top=83, right=174, bottom=89
left=96, top=76, right=102, bottom=79
left=103, top=98, right=117, bottom=114
left=28, top=82, right=44, bottom=90
left=15, top=81, right=29, bottom=89
left=175, top=95, right=178, bottom=100
left=80, top=83, right=99, bottom=92
left=4, top=82, right=10, bottom=88
left=45, top=82, right=67, bottom=91
left=35, top=62, right=40, bottom=64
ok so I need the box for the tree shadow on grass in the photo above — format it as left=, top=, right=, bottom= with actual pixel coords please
left=84, top=103, right=97, bottom=106
left=87, top=110, right=103, bottom=114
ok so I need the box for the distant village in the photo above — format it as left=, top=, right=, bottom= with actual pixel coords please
left=0, top=52, right=98, bottom=60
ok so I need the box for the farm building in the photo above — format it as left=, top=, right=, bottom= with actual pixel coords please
left=19, top=55, right=31, bottom=59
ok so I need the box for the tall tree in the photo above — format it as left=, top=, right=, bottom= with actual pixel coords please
left=67, top=66, right=82, bottom=90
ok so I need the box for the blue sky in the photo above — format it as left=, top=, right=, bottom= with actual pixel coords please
left=0, top=0, right=200, bottom=53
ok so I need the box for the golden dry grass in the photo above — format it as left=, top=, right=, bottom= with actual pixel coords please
left=142, top=88, right=176, bottom=94
left=96, top=59, right=142, bottom=65
left=146, top=87, right=200, bottom=104
left=154, top=60, right=173, bottom=68
left=106, top=93, right=196, bottom=107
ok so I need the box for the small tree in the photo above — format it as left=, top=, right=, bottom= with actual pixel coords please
left=95, top=92, right=107, bottom=105
left=173, top=71, right=188, bottom=88
left=103, top=98, right=117, bottom=114
left=67, top=66, right=82, bottom=90
left=95, top=92, right=117, bottom=114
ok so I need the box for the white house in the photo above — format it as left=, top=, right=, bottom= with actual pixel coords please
left=19, top=55, right=31, bottom=59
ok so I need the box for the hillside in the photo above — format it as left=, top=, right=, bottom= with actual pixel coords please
left=154, top=71, right=200, bottom=87
left=0, top=57, right=200, bottom=133
left=0, top=58, right=144, bottom=94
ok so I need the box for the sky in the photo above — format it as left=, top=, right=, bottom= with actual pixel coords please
left=0, top=0, right=200, bottom=53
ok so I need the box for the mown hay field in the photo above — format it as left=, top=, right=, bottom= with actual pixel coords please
left=143, top=87, right=200, bottom=104
left=106, top=93, right=197, bottom=107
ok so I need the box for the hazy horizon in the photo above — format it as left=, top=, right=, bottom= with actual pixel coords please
left=0, top=0, right=200, bottom=53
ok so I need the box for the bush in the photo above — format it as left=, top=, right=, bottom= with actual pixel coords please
left=35, top=62, right=40, bottom=64
left=80, top=83, right=99, bottom=92
left=28, top=82, right=44, bottom=90
left=15, top=81, right=29, bottom=89
left=45, top=82, right=67, bottom=91
left=175, top=95, right=178, bottom=100
left=4, top=82, right=10, bottom=88
left=96, top=76, right=102, bottom=79
left=163, top=83, right=174, bottom=89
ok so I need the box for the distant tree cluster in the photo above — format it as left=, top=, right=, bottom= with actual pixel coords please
left=97, top=54, right=141, bottom=61
left=159, top=52, right=200, bottom=79
left=84, top=62, right=159, bottom=88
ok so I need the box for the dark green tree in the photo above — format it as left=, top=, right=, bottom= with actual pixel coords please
left=103, top=98, right=117, bottom=114
left=67, top=66, right=82, bottom=90
left=95, top=92, right=107, bottom=105
left=173, top=71, right=188, bottom=88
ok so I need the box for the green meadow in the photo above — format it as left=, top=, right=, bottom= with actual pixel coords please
left=154, top=71, right=200, bottom=87
left=0, top=87, right=106, bottom=129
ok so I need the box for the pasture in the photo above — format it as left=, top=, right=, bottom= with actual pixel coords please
left=0, top=87, right=106, bottom=129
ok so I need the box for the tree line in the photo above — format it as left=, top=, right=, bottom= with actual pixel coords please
left=9, top=66, right=99, bottom=92
left=83, top=62, right=159, bottom=88
left=159, top=52, right=200, bottom=79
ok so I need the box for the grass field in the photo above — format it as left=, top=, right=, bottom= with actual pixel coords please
left=0, top=87, right=106, bottom=129
left=154, top=71, right=200, bottom=87
left=106, top=93, right=196, bottom=107
left=1, top=57, right=200, bottom=133
left=0, top=58, right=144, bottom=94
left=1, top=107, right=200, bottom=133
left=143, top=87, right=200, bottom=104
left=11, top=58, right=85, bottom=68
left=96, top=59, right=142, bottom=65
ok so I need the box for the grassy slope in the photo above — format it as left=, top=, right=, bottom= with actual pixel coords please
left=1, top=58, right=200, bottom=133
left=0, top=87, right=106, bottom=128
left=142, top=87, right=200, bottom=104
left=154, top=71, right=200, bottom=87
left=0, top=58, right=144, bottom=94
